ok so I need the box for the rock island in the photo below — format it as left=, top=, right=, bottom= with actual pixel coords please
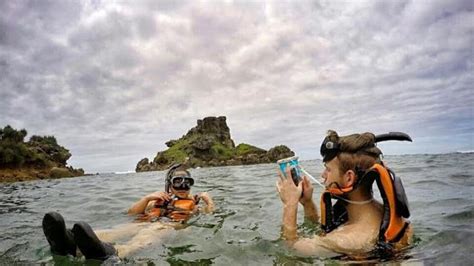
left=136, top=116, right=294, bottom=172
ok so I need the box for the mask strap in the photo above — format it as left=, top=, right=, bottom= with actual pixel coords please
left=326, top=181, right=353, bottom=195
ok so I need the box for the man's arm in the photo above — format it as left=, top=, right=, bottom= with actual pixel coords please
left=280, top=194, right=336, bottom=257
left=277, top=166, right=303, bottom=242
left=281, top=202, right=298, bottom=241
left=127, top=191, right=170, bottom=215
left=299, top=176, right=319, bottom=223
left=302, top=199, right=319, bottom=223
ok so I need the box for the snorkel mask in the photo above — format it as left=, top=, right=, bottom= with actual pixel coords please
left=170, top=175, right=194, bottom=191
left=320, top=138, right=341, bottom=163
left=165, top=163, right=194, bottom=193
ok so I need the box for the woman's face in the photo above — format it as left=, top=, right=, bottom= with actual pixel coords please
left=170, top=186, right=191, bottom=198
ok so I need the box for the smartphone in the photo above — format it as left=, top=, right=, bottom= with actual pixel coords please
left=277, top=156, right=302, bottom=185
left=290, top=166, right=302, bottom=185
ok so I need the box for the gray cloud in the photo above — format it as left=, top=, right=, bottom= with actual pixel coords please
left=1, top=0, right=472, bottom=172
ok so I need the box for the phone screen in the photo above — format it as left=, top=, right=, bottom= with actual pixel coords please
left=290, top=167, right=302, bottom=185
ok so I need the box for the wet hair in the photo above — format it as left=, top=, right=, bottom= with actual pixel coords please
left=326, top=130, right=381, bottom=157
left=171, top=170, right=191, bottom=178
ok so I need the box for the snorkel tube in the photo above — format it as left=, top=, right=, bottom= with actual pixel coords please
left=375, top=132, right=412, bottom=143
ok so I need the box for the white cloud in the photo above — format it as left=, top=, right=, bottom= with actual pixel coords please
left=1, top=0, right=472, bottom=172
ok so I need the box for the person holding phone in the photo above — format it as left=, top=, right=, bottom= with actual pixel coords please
left=276, top=130, right=413, bottom=258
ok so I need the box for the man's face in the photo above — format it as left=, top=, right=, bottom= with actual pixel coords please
left=322, top=157, right=343, bottom=188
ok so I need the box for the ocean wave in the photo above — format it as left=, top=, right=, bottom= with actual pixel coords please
left=442, top=207, right=474, bottom=222
left=411, top=179, right=451, bottom=186
left=114, top=171, right=136, bottom=175
left=455, top=150, right=474, bottom=154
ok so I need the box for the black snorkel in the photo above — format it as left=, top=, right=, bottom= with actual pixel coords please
left=363, top=132, right=412, bottom=177
left=374, top=132, right=412, bottom=143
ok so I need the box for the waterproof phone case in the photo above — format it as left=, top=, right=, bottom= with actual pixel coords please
left=277, top=156, right=302, bottom=185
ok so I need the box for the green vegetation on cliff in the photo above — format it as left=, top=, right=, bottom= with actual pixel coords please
left=235, top=143, right=266, bottom=156
left=0, top=125, right=84, bottom=182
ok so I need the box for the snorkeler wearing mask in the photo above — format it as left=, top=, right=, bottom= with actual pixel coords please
left=42, top=164, right=214, bottom=261
left=277, top=130, right=413, bottom=258
left=128, top=164, right=214, bottom=221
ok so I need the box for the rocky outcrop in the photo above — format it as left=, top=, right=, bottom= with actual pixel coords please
left=267, top=145, right=295, bottom=162
left=0, top=125, right=84, bottom=182
left=136, top=116, right=294, bottom=172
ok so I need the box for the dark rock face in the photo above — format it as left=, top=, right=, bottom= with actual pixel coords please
left=267, top=145, right=295, bottom=162
left=136, top=116, right=294, bottom=172
left=135, top=158, right=152, bottom=172
left=186, top=116, right=235, bottom=149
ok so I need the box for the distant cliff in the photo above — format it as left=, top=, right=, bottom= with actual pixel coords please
left=136, top=116, right=294, bottom=172
left=0, top=125, right=84, bottom=182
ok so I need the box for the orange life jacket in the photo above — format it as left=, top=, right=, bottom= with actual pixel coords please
left=137, top=196, right=198, bottom=222
left=320, top=163, right=410, bottom=248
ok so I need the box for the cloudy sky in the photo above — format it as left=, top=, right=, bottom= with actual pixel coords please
left=1, top=0, right=472, bottom=173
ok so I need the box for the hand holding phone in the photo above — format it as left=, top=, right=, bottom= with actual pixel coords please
left=277, top=156, right=302, bottom=186
left=290, top=167, right=302, bottom=186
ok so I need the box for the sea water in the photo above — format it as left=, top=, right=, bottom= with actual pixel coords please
left=0, top=153, right=473, bottom=265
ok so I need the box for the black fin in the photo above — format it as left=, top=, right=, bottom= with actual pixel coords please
left=42, top=212, right=77, bottom=256
left=72, top=222, right=117, bottom=261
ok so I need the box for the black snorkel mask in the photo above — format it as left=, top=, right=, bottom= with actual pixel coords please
left=170, top=175, right=194, bottom=191
left=165, top=163, right=193, bottom=193
left=320, top=132, right=412, bottom=163
left=320, top=138, right=340, bottom=163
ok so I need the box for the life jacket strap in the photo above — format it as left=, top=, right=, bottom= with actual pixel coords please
left=320, top=192, right=348, bottom=233
left=371, top=164, right=410, bottom=243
